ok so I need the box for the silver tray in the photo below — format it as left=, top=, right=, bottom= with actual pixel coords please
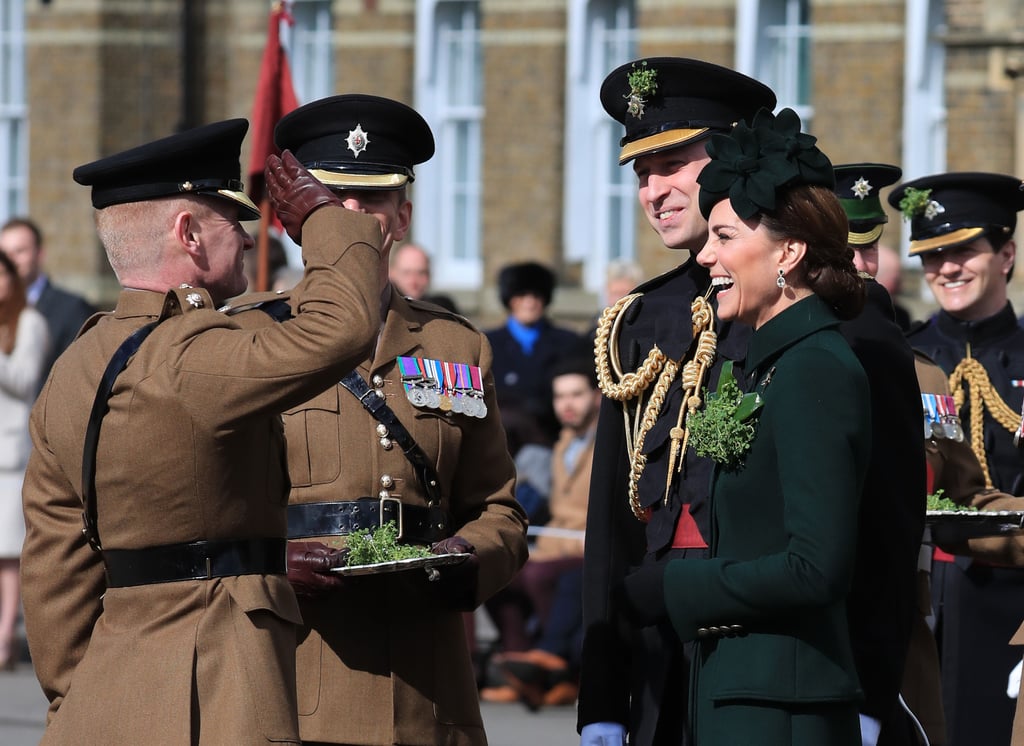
left=330, top=552, right=469, bottom=577
left=925, top=510, right=1024, bottom=542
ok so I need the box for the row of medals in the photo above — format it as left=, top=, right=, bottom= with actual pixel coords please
left=922, top=394, right=963, bottom=442
left=406, top=385, right=488, bottom=418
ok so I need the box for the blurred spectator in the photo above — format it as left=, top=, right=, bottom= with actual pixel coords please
left=603, top=258, right=644, bottom=307
left=0, top=217, right=95, bottom=389
left=589, top=259, right=645, bottom=342
left=389, top=241, right=459, bottom=313
left=482, top=357, right=598, bottom=708
left=485, top=261, right=586, bottom=444
left=876, top=243, right=913, bottom=331
left=502, top=406, right=554, bottom=526
left=240, top=230, right=289, bottom=294
left=0, top=250, right=49, bottom=669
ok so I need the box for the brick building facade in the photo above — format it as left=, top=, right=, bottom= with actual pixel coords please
left=14, top=0, right=1024, bottom=326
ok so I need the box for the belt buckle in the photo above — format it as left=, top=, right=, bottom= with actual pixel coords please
left=379, top=496, right=403, bottom=540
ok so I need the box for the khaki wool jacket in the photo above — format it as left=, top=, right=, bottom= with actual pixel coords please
left=20, top=207, right=382, bottom=746
left=282, top=291, right=528, bottom=746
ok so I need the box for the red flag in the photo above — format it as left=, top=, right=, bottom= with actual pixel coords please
left=248, top=1, right=299, bottom=290
left=248, top=1, right=299, bottom=203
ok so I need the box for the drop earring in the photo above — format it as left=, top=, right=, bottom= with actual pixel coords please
left=776, top=268, right=787, bottom=289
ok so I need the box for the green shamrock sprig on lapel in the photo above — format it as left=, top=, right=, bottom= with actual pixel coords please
left=688, top=361, right=763, bottom=470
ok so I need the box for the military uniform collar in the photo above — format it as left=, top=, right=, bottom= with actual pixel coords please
left=744, top=294, right=840, bottom=375
left=935, top=301, right=1018, bottom=346
left=365, top=291, right=426, bottom=373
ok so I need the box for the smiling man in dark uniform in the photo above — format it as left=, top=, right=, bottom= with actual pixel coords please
left=20, top=120, right=383, bottom=744
left=889, top=171, right=1024, bottom=746
left=273, top=94, right=528, bottom=746
left=578, top=58, right=775, bottom=746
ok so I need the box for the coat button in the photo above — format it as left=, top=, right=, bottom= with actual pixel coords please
left=696, top=627, right=710, bottom=639
left=372, top=374, right=385, bottom=387
left=380, top=474, right=394, bottom=488
left=374, top=388, right=385, bottom=398
left=379, top=437, right=393, bottom=450
left=379, top=489, right=391, bottom=500
left=375, top=423, right=389, bottom=438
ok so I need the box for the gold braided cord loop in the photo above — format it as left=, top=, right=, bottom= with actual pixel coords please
left=665, top=296, right=718, bottom=501
left=948, top=355, right=1020, bottom=488
left=594, top=287, right=720, bottom=521
left=594, top=294, right=667, bottom=401
left=627, top=358, right=680, bottom=520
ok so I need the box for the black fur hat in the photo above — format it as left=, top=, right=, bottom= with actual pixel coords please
left=498, top=262, right=556, bottom=309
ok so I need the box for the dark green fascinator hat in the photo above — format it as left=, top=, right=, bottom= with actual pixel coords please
left=697, top=107, right=835, bottom=220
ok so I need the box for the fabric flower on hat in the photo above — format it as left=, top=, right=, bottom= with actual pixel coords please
left=698, top=107, right=835, bottom=220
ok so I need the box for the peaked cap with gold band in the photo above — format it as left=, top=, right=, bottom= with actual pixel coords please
left=833, top=163, right=902, bottom=247
left=274, top=94, right=434, bottom=190
left=72, top=118, right=261, bottom=221
left=600, top=57, right=777, bottom=165
left=887, top=171, right=1024, bottom=257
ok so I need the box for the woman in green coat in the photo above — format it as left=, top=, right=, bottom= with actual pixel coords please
left=622, top=108, right=872, bottom=745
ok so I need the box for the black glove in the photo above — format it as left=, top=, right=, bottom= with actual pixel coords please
left=286, top=541, right=348, bottom=598
left=618, top=561, right=668, bottom=627
left=264, top=150, right=345, bottom=244
left=429, top=535, right=479, bottom=611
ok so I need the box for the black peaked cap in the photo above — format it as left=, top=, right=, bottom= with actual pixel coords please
left=72, top=118, right=260, bottom=220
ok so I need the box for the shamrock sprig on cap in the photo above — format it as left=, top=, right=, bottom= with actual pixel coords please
left=625, top=61, right=658, bottom=118
left=898, top=187, right=945, bottom=222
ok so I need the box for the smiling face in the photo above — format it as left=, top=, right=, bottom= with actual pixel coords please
left=920, top=237, right=1014, bottom=321
left=632, top=139, right=712, bottom=252
left=698, top=198, right=809, bottom=329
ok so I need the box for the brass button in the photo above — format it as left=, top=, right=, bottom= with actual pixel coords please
left=375, top=423, right=389, bottom=438
left=379, top=489, right=391, bottom=500
left=372, top=374, right=385, bottom=387
left=379, top=437, right=393, bottom=450
left=380, top=474, right=394, bottom=488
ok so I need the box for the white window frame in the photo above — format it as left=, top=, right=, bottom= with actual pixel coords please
left=736, top=0, right=813, bottom=126
left=901, top=0, right=946, bottom=183
left=0, top=0, right=27, bottom=220
left=414, top=0, right=483, bottom=290
left=285, top=0, right=333, bottom=104
left=564, top=0, right=636, bottom=295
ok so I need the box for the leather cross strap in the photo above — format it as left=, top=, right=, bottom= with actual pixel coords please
left=339, top=371, right=443, bottom=505
left=82, top=320, right=161, bottom=551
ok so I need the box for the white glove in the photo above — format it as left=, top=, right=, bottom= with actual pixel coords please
left=581, top=722, right=627, bottom=746
left=1008, top=658, right=1022, bottom=699
left=859, top=713, right=881, bottom=746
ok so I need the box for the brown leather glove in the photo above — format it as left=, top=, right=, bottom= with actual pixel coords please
left=429, top=535, right=479, bottom=611
left=286, top=540, right=348, bottom=598
left=264, top=150, right=345, bottom=244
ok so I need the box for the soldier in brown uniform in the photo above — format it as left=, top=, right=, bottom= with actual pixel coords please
left=20, top=120, right=384, bottom=745
left=273, top=95, right=529, bottom=746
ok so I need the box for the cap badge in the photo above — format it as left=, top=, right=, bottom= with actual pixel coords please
left=625, top=61, right=658, bottom=119
left=851, top=177, right=873, bottom=200
left=180, top=181, right=195, bottom=192
left=898, top=187, right=945, bottom=222
left=346, top=124, right=370, bottom=158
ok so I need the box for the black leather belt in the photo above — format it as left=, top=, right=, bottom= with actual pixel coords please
left=287, top=498, right=449, bottom=544
left=103, top=537, right=287, bottom=588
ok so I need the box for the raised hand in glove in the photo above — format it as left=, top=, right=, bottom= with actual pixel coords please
left=264, top=150, right=345, bottom=244
left=429, top=535, right=479, bottom=611
left=287, top=541, right=348, bottom=598
left=617, top=561, right=668, bottom=627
